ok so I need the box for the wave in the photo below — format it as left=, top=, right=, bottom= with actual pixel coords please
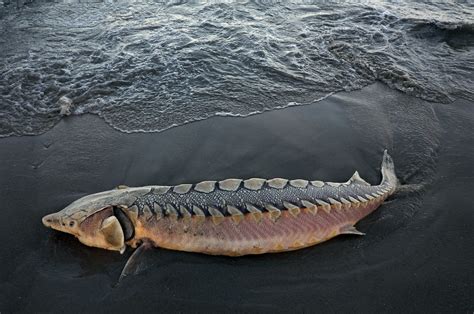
left=0, top=0, right=472, bottom=137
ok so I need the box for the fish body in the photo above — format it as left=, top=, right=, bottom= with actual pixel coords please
left=42, top=150, right=397, bottom=256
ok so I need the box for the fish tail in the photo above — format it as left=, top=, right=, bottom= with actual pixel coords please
left=381, top=149, right=398, bottom=188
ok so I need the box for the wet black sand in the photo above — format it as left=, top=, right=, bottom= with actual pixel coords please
left=0, top=83, right=473, bottom=312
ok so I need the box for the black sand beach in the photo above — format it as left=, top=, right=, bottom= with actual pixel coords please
left=0, top=83, right=473, bottom=312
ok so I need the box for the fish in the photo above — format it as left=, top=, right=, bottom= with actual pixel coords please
left=42, top=150, right=397, bottom=257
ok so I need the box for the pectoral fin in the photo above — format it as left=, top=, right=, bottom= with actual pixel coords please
left=100, top=216, right=125, bottom=253
left=118, top=241, right=153, bottom=283
left=340, top=225, right=365, bottom=236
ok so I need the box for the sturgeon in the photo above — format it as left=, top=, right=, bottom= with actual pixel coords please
left=42, top=150, right=397, bottom=256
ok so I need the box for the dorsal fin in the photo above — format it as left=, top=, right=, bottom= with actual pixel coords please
left=348, top=171, right=370, bottom=186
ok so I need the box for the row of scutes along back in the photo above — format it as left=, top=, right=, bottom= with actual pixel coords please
left=136, top=172, right=372, bottom=197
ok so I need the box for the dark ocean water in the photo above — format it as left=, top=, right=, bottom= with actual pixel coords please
left=0, top=0, right=473, bottom=137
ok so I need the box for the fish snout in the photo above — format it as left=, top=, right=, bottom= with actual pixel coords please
left=42, top=212, right=80, bottom=236
left=42, top=213, right=60, bottom=228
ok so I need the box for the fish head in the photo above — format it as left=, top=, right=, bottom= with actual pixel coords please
left=42, top=187, right=145, bottom=253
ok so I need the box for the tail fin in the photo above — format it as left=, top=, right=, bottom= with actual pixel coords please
left=381, top=150, right=398, bottom=188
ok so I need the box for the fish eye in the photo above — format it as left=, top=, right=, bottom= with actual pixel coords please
left=69, top=221, right=75, bottom=227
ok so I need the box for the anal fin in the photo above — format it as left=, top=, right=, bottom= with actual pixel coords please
left=340, top=225, right=365, bottom=236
